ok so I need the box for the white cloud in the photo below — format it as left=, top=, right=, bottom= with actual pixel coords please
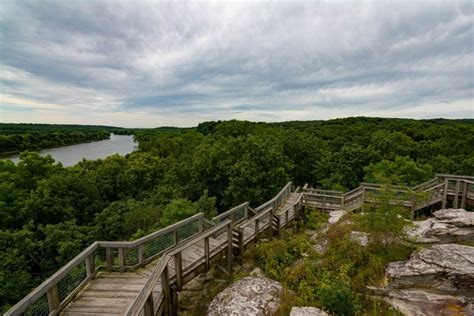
left=0, top=0, right=473, bottom=127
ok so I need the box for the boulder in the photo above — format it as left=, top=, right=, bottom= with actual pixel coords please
left=207, top=277, right=282, bottom=315
left=290, top=306, right=328, bottom=316
left=406, top=209, right=474, bottom=243
left=385, top=244, right=474, bottom=292
left=369, top=287, right=474, bottom=316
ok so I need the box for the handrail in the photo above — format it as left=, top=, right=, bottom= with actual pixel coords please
left=436, top=174, right=474, bottom=181
left=8, top=174, right=473, bottom=316
left=255, top=181, right=292, bottom=212
left=304, top=174, right=474, bottom=212
left=212, top=202, right=249, bottom=224
left=5, top=213, right=205, bottom=316
left=97, top=213, right=204, bottom=248
left=5, top=242, right=99, bottom=316
left=125, top=220, right=232, bottom=315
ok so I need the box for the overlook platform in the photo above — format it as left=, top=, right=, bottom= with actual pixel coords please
left=6, top=174, right=473, bottom=316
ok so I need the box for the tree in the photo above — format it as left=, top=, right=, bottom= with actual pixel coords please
left=363, top=156, right=432, bottom=186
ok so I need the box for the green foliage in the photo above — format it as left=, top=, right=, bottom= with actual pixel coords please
left=364, top=156, right=432, bottom=186
left=255, top=233, right=311, bottom=280
left=1, top=117, right=473, bottom=311
left=305, top=207, right=330, bottom=230
left=357, top=184, right=411, bottom=246
left=317, top=265, right=358, bottom=315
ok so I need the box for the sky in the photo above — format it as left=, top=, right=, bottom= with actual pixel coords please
left=0, top=0, right=473, bottom=128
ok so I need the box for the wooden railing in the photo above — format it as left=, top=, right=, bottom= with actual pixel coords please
left=125, top=220, right=233, bottom=316
left=303, top=174, right=474, bottom=212
left=5, top=213, right=205, bottom=316
left=8, top=174, right=472, bottom=316
left=211, top=202, right=250, bottom=225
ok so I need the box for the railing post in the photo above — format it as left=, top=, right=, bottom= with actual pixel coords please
left=268, top=209, right=274, bottom=240
left=199, top=216, right=204, bottom=232
left=238, top=227, right=244, bottom=264
left=227, top=223, right=233, bottom=276
left=442, top=178, right=448, bottom=209
left=454, top=180, right=460, bottom=208
left=118, top=248, right=125, bottom=272
left=173, top=229, right=178, bottom=246
left=138, top=245, right=145, bottom=267
left=161, top=265, right=171, bottom=315
left=85, top=254, right=95, bottom=277
left=175, top=252, right=183, bottom=291
left=106, top=247, right=113, bottom=270
left=461, top=181, right=467, bottom=209
left=255, top=218, right=260, bottom=242
left=244, top=205, right=249, bottom=219
left=144, top=292, right=154, bottom=316
left=47, top=285, right=60, bottom=313
left=170, top=284, right=178, bottom=316
left=204, top=236, right=210, bottom=272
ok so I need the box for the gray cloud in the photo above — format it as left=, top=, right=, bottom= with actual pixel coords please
left=0, top=0, right=473, bottom=127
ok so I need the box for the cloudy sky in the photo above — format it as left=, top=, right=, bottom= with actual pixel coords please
left=0, top=0, right=473, bottom=127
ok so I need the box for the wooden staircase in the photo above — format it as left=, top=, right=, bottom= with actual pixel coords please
left=6, top=174, right=473, bottom=316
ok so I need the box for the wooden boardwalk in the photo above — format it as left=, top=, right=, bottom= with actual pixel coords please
left=6, top=174, right=473, bottom=316
left=62, top=234, right=228, bottom=315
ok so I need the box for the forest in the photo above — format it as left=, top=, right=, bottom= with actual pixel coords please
left=1, top=117, right=473, bottom=312
left=0, top=123, right=135, bottom=154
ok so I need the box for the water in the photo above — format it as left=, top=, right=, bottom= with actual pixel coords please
left=6, top=134, right=138, bottom=167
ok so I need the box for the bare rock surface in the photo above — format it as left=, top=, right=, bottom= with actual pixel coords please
left=369, top=287, right=474, bottom=316
left=328, top=210, right=347, bottom=224
left=386, top=243, right=474, bottom=291
left=207, top=277, right=282, bottom=315
left=350, top=231, right=369, bottom=246
left=406, top=209, right=474, bottom=243
left=290, top=306, right=328, bottom=316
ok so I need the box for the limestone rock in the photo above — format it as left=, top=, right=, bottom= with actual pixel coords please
left=386, top=244, right=474, bottom=292
left=369, top=287, right=474, bottom=316
left=328, top=210, right=347, bottom=224
left=290, top=306, right=329, bottom=316
left=350, top=231, right=369, bottom=246
left=207, top=277, right=282, bottom=315
left=406, top=208, right=474, bottom=243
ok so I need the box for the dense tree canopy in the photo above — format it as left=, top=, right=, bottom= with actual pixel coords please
left=1, top=117, right=473, bottom=311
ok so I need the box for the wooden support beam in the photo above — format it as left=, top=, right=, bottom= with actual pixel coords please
left=138, top=245, right=145, bottom=267
left=105, top=247, right=113, bottom=270
left=204, top=237, right=210, bottom=272
left=144, top=292, right=154, bottom=316
left=255, top=218, right=260, bottom=242
left=175, top=252, right=183, bottom=291
left=170, top=284, right=178, bottom=316
left=85, top=254, right=94, bottom=277
left=227, top=223, right=233, bottom=276
left=173, top=229, right=178, bottom=246
left=442, top=178, right=449, bottom=209
left=161, top=265, right=170, bottom=316
left=118, top=248, right=125, bottom=272
left=47, top=285, right=60, bottom=313
left=454, top=180, right=460, bottom=209
left=461, top=181, right=467, bottom=209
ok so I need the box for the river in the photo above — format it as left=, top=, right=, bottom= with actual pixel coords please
left=6, top=134, right=138, bottom=167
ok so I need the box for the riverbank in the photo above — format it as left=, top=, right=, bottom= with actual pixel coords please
left=3, top=134, right=137, bottom=167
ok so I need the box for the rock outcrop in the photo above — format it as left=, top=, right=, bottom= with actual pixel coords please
left=385, top=243, right=474, bottom=292
left=328, top=210, right=347, bottom=224
left=350, top=231, right=369, bottom=246
left=207, top=277, right=282, bottom=315
left=369, top=288, right=474, bottom=316
left=372, top=243, right=474, bottom=315
left=406, top=208, right=474, bottom=243
left=290, top=306, right=328, bottom=316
